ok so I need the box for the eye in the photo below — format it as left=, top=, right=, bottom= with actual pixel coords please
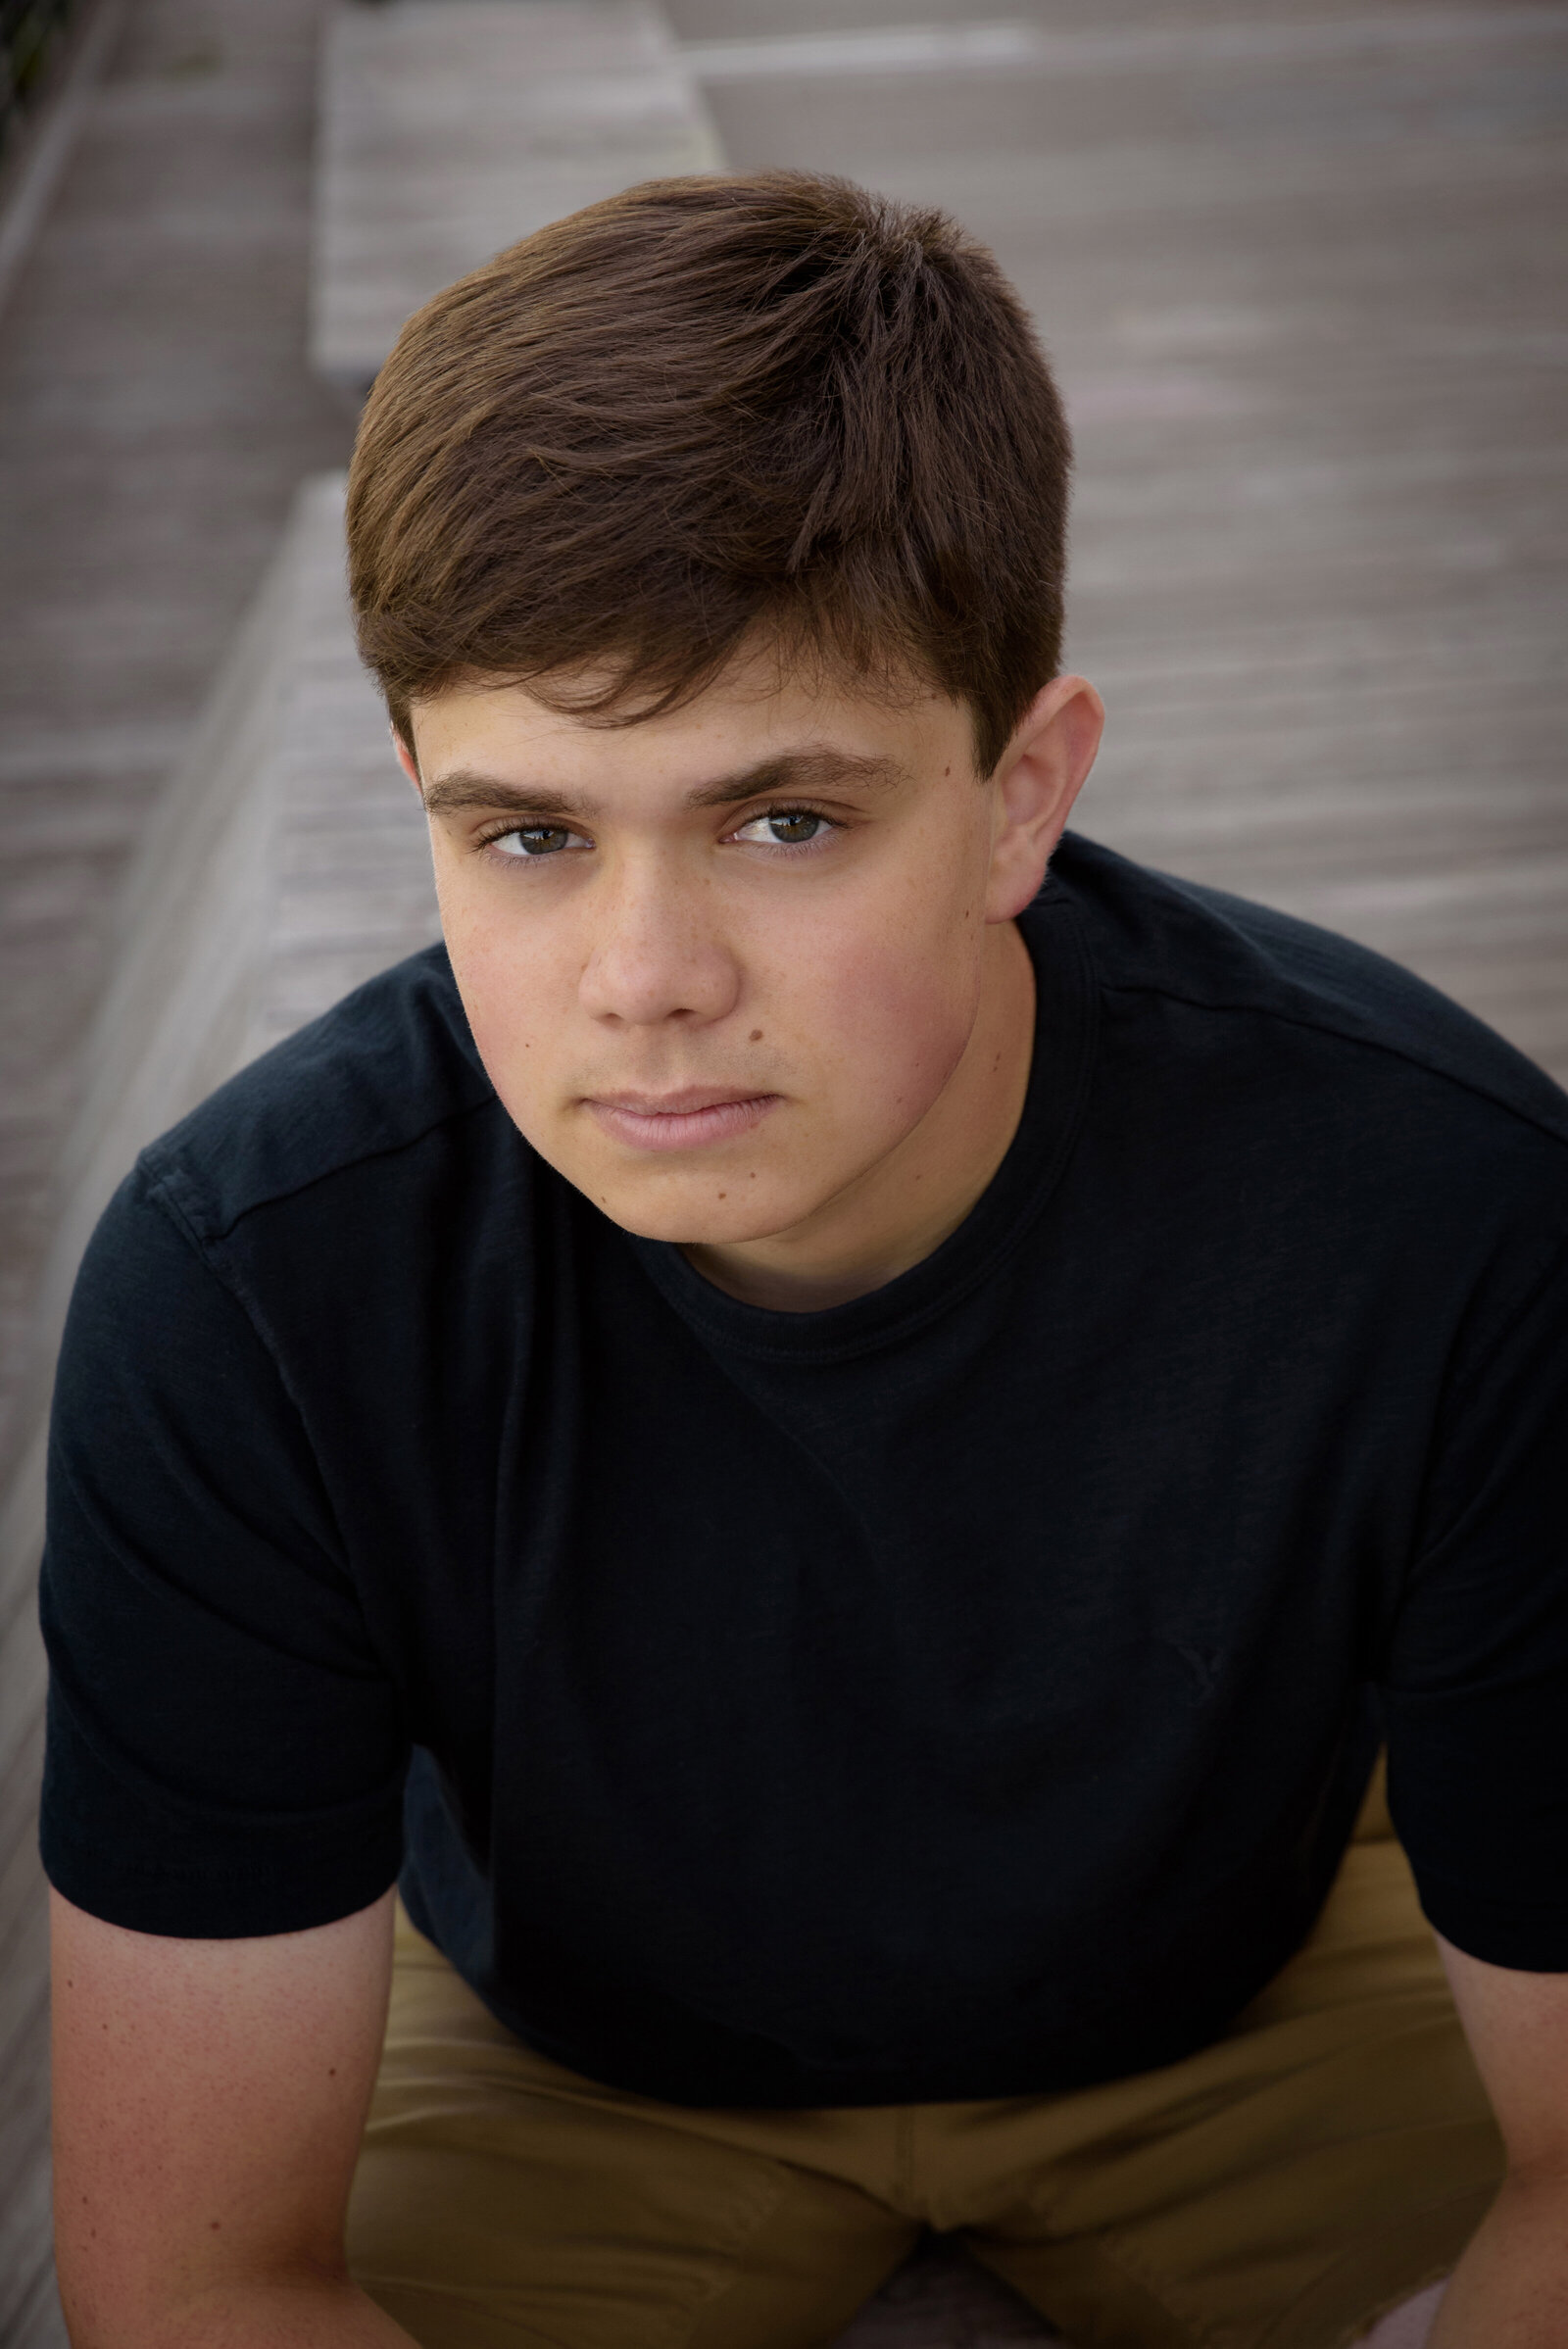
left=487, top=824, right=586, bottom=858
left=730, top=808, right=835, bottom=849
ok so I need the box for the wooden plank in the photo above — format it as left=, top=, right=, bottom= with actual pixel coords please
left=0, top=1580, right=48, bottom=1808
left=0, top=1952, right=52, bottom=2343
left=5, top=2244, right=68, bottom=2349
left=313, top=0, right=724, bottom=387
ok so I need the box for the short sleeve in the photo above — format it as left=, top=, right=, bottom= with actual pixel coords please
left=1383, top=1228, right=1568, bottom=1970
left=39, top=1163, right=409, bottom=1935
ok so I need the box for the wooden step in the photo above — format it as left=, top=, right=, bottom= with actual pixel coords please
left=312, top=0, right=723, bottom=390
left=0, top=473, right=431, bottom=2348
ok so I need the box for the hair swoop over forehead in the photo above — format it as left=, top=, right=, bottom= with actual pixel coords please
left=347, top=171, right=1072, bottom=776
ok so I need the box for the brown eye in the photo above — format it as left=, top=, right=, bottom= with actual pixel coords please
left=733, top=808, right=833, bottom=848
left=493, top=825, right=575, bottom=857
left=767, top=810, right=825, bottom=845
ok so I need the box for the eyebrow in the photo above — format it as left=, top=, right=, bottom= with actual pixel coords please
left=418, top=748, right=908, bottom=822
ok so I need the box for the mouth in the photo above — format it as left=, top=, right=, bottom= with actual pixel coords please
left=583, top=1087, right=782, bottom=1153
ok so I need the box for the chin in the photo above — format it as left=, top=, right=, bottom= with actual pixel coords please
left=582, top=1170, right=819, bottom=1248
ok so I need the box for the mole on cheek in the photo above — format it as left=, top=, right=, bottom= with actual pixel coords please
left=749, top=1029, right=763, bottom=1043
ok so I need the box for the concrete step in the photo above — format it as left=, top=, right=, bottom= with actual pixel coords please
left=312, top=0, right=723, bottom=389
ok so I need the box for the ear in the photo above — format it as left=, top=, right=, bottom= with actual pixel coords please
left=392, top=723, right=422, bottom=796
left=985, top=675, right=1104, bottom=923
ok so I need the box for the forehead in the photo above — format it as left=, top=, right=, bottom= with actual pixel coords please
left=409, top=655, right=974, bottom=800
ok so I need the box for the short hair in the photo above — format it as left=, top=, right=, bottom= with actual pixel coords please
left=347, top=171, right=1071, bottom=776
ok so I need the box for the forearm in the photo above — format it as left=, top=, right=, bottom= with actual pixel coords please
left=1428, top=2173, right=1568, bottom=2348
left=63, top=2272, right=418, bottom=2349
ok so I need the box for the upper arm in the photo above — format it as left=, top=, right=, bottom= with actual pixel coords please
left=1439, top=1934, right=1568, bottom=2181
left=1382, top=1225, right=1568, bottom=1977
left=51, top=1885, right=395, bottom=2336
left=42, top=1171, right=409, bottom=1943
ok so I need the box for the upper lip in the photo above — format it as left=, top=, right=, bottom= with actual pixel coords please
left=586, top=1087, right=774, bottom=1115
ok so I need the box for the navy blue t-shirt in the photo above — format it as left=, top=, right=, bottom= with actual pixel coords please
left=39, top=835, right=1568, bottom=2106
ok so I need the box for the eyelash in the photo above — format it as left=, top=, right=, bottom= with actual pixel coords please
left=473, top=805, right=844, bottom=863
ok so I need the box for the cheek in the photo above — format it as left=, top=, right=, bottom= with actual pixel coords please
left=801, top=911, right=984, bottom=1123
left=434, top=878, right=565, bottom=1098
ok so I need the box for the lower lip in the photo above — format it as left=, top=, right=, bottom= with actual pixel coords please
left=586, top=1096, right=780, bottom=1152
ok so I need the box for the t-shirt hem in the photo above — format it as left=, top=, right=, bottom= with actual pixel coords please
left=1413, top=1870, right=1568, bottom=1973
left=41, top=1827, right=404, bottom=1939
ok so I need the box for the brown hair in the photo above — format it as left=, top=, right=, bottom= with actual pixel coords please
left=347, top=171, right=1071, bottom=776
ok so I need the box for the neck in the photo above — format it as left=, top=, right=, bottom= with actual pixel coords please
left=683, top=920, right=1037, bottom=1313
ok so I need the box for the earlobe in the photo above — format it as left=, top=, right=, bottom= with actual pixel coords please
left=985, top=675, right=1104, bottom=923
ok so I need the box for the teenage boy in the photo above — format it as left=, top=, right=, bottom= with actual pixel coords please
left=42, top=173, right=1568, bottom=2349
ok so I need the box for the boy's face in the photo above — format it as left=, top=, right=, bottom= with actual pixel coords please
left=406, top=654, right=1098, bottom=1265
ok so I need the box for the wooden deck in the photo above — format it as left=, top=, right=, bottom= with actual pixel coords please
left=1, top=1, right=1565, bottom=2340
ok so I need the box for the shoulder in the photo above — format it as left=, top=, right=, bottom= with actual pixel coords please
left=1043, top=830, right=1568, bottom=1162
left=59, top=944, right=516, bottom=1514
left=135, top=943, right=502, bottom=1252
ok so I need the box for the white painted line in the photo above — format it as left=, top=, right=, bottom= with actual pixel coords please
left=681, top=24, right=1047, bottom=80
left=680, top=9, right=1568, bottom=82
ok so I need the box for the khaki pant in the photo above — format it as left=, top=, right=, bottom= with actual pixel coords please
left=347, top=1771, right=1501, bottom=2349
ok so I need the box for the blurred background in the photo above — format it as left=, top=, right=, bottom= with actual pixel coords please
left=0, top=1, right=1564, bottom=2338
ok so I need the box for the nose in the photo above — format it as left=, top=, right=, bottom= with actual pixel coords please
left=577, top=861, right=741, bottom=1030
